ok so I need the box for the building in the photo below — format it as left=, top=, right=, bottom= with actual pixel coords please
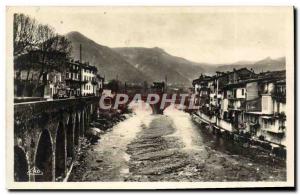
left=14, top=50, right=67, bottom=99
left=247, top=71, right=286, bottom=145
left=220, top=68, right=256, bottom=129
left=192, top=74, right=212, bottom=114
left=193, top=68, right=286, bottom=146
left=14, top=49, right=103, bottom=99
left=64, top=60, right=82, bottom=97
left=80, top=62, right=98, bottom=96
left=95, top=74, right=105, bottom=96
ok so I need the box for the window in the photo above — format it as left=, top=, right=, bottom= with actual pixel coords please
left=242, top=89, right=245, bottom=95
left=264, top=120, right=268, bottom=128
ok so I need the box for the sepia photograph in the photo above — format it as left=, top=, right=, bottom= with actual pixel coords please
left=6, top=6, right=295, bottom=189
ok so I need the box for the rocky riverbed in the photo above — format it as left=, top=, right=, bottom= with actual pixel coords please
left=68, top=106, right=286, bottom=182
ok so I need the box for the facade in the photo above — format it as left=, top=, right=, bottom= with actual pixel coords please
left=65, top=60, right=82, bottom=97
left=60, top=60, right=99, bottom=97
left=14, top=50, right=104, bottom=100
left=193, top=68, right=286, bottom=146
left=192, top=74, right=212, bottom=114
left=14, top=50, right=67, bottom=98
left=95, top=74, right=105, bottom=96
left=80, top=62, right=98, bottom=96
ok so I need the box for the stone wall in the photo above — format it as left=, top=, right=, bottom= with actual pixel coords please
left=14, top=96, right=99, bottom=182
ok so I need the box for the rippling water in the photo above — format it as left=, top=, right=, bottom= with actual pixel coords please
left=74, top=103, right=286, bottom=182
left=164, top=106, right=204, bottom=150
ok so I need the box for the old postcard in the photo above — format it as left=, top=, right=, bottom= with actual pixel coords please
left=6, top=6, right=294, bottom=189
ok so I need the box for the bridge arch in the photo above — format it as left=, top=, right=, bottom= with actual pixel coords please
left=74, top=113, right=80, bottom=146
left=66, top=114, right=74, bottom=159
left=84, top=109, right=89, bottom=136
left=14, top=96, right=100, bottom=182
left=14, top=145, right=29, bottom=181
left=34, top=129, right=53, bottom=181
left=55, top=121, right=66, bottom=181
left=80, top=111, right=84, bottom=137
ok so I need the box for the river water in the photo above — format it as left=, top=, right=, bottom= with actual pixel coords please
left=69, top=102, right=286, bottom=182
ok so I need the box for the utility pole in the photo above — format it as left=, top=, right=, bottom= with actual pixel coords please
left=79, top=44, right=82, bottom=63
left=165, top=75, right=168, bottom=93
left=79, top=44, right=82, bottom=96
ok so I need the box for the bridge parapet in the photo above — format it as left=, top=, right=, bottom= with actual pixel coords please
left=14, top=96, right=99, bottom=182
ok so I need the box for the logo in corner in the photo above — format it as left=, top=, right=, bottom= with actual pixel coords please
left=27, top=166, right=43, bottom=175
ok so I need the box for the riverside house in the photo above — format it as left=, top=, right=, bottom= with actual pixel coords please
left=192, top=68, right=286, bottom=147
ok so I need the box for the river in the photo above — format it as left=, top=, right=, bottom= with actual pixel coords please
left=69, top=102, right=286, bottom=182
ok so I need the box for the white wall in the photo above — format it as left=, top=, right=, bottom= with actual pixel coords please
left=262, top=95, right=273, bottom=114
left=217, top=118, right=233, bottom=132
left=246, top=82, right=258, bottom=100
left=236, top=88, right=246, bottom=99
left=194, top=84, right=200, bottom=94
left=81, top=69, right=96, bottom=95
left=222, top=98, right=228, bottom=111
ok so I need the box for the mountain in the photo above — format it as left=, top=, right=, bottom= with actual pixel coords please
left=113, top=47, right=213, bottom=85
left=65, top=31, right=285, bottom=85
left=215, top=57, right=286, bottom=73
left=113, top=47, right=285, bottom=84
left=66, top=31, right=150, bottom=83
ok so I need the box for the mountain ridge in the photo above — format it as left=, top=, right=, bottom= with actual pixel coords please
left=66, top=31, right=286, bottom=85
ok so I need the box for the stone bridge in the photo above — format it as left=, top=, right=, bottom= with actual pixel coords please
left=14, top=96, right=99, bottom=182
left=118, top=93, right=197, bottom=114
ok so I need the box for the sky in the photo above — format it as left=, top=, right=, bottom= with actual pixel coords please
left=11, top=7, right=293, bottom=64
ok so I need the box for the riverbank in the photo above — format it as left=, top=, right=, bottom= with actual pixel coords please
left=68, top=111, right=133, bottom=181
left=191, top=113, right=286, bottom=159
left=68, top=107, right=286, bottom=182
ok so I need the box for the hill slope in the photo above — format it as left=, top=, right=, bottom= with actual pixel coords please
left=66, top=31, right=150, bottom=83
left=113, top=47, right=212, bottom=85
left=215, top=57, right=286, bottom=73
left=66, top=31, right=285, bottom=85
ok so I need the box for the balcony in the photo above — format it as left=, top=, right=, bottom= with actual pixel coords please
left=272, top=91, right=286, bottom=103
left=228, top=100, right=246, bottom=111
left=245, top=98, right=261, bottom=112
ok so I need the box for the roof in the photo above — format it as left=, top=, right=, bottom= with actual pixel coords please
left=224, top=70, right=286, bottom=89
left=258, top=70, right=286, bottom=78
left=67, top=59, right=98, bottom=71
left=192, top=74, right=213, bottom=85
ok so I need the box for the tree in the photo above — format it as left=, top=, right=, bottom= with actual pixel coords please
left=33, top=28, right=72, bottom=95
left=13, top=13, right=37, bottom=56
left=13, top=13, right=72, bottom=97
